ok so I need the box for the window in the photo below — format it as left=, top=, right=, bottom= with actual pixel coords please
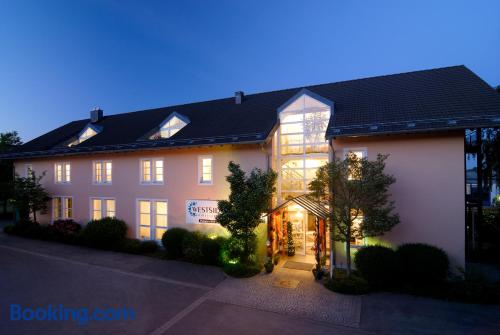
left=93, top=160, right=112, bottom=184
left=54, top=163, right=71, bottom=184
left=137, top=199, right=168, bottom=241
left=25, top=164, right=33, bottom=178
left=350, top=214, right=365, bottom=247
left=90, top=198, right=116, bottom=220
left=53, top=196, right=73, bottom=220
left=141, top=159, right=164, bottom=184
left=68, top=126, right=99, bottom=147
left=343, top=148, right=367, bottom=180
left=198, top=156, right=213, bottom=185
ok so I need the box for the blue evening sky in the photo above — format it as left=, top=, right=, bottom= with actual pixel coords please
left=1, top=0, right=499, bottom=142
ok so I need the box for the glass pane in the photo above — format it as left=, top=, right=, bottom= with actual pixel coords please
left=155, top=160, right=163, bottom=182
left=156, top=201, right=167, bottom=215
left=142, top=160, right=151, bottom=181
left=93, top=210, right=102, bottom=220
left=53, top=198, right=62, bottom=218
left=56, top=164, right=62, bottom=182
left=280, top=123, right=303, bottom=134
left=281, top=145, right=303, bottom=155
left=139, top=201, right=151, bottom=214
left=155, top=228, right=167, bottom=240
left=94, top=162, right=102, bottom=182
left=140, top=214, right=150, bottom=226
left=282, top=95, right=304, bottom=112
left=156, top=215, right=167, bottom=228
left=280, top=112, right=303, bottom=123
left=305, top=168, right=320, bottom=179
left=281, top=159, right=304, bottom=169
left=65, top=164, right=71, bottom=182
left=280, top=134, right=303, bottom=146
left=305, top=143, right=328, bottom=154
left=140, top=227, right=151, bottom=240
left=282, top=169, right=304, bottom=179
left=106, top=200, right=115, bottom=217
left=305, top=158, right=328, bottom=168
left=304, top=95, right=329, bottom=109
left=65, top=198, right=72, bottom=218
left=281, top=179, right=305, bottom=191
left=105, top=162, right=112, bottom=182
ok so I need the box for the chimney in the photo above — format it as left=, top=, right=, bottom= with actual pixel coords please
left=90, top=107, right=103, bottom=123
left=235, top=91, right=244, bottom=104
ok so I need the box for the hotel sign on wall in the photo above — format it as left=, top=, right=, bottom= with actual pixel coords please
left=186, top=200, right=219, bottom=224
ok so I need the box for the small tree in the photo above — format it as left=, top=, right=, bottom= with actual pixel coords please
left=0, top=131, right=22, bottom=216
left=309, top=153, right=399, bottom=275
left=10, top=172, right=50, bottom=223
left=286, top=221, right=295, bottom=256
left=217, top=161, right=277, bottom=264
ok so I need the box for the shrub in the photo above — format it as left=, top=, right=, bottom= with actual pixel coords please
left=354, top=245, right=397, bottom=289
left=325, top=275, right=370, bottom=295
left=223, top=262, right=262, bottom=278
left=3, top=224, right=15, bottom=234
left=161, top=228, right=189, bottom=259
left=201, top=237, right=224, bottom=265
left=183, top=231, right=205, bottom=263
left=396, top=243, right=449, bottom=286
left=11, top=220, right=42, bottom=238
left=52, top=219, right=81, bottom=235
left=220, top=236, right=257, bottom=264
left=264, top=258, right=274, bottom=273
left=82, top=217, right=127, bottom=249
left=140, top=240, right=159, bottom=254
left=117, top=238, right=142, bottom=254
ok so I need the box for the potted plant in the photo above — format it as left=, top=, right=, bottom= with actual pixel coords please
left=264, top=257, right=274, bottom=273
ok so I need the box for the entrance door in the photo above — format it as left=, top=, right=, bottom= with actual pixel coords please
left=284, top=205, right=306, bottom=255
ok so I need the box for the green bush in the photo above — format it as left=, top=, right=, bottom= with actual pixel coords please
left=183, top=231, right=205, bottom=263
left=325, top=275, right=370, bottom=295
left=161, top=228, right=189, bottom=259
left=3, top=224, right=15, bottom=234
left=220, top=236, right=257, bottom=264
left=396, top=243, right=449, bottom=286
left=354, top=245, right=397, bottom=289
left=201, top=237, right=224, bottom=265
left=223, top=262, right=262, bottom=278
left=140, top=240, right=159, bottom=254
left=82, top=217, right=127, bottom=249
left=117, top=238, right=142, bottom=254
left=52, top=219, right=81, bottom=235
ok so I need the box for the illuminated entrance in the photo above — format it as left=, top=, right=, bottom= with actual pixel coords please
left=268, top=195, right=329, bottom=259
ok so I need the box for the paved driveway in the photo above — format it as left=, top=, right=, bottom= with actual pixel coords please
left=1, top=233, right=499, bottom=335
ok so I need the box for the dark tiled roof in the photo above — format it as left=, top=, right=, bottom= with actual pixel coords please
left=3, top=65, right=500, bottom=159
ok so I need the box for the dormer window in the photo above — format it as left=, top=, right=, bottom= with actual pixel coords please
left=68, top=125, right=100, bottom=147
left=150, top=113, right=189, bottom=140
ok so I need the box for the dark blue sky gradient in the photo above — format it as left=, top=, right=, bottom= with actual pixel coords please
left=1, top=0, right=499, bottom=141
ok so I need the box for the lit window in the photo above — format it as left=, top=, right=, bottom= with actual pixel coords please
left=68, top=126, right=98, bottom=147
left=93, top=161, right=112, bottom=184
left=350, top=214, right=364, bottom=247
left=91, top=198, right=116, bottom=220
left=25, top=164, right=33, bottom=178
left=53, top=196, right=73, bottom=220
left=54, top=163, right=71, bottom=184
left=344, top=148, right=367, bottom=180
left=141, top=159, right=164, bottom=184
left=138, top=199, right=168, bottom=241
left=198, top=156, right=213, bottom=185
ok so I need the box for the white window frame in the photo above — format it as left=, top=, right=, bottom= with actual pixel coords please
left=25, top=164, right=33, bottom=178
left=140, top=158, right=164, bottom=185
left=89, top=197, right=116, bottom=220
left=54, top=162, right=71, bottom=184
left=92, top=160, right=112, bottom=185
left=198, top=155, right=213, bottom=185
left=52, top=196, right=73, bottom=221
left=136, top=198, right=168, bottom=241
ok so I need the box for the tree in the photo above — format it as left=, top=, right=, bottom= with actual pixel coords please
left=217, top=161, right=277, bottom=264
left=286, top=221, right=295, bottom=256
left=0, top=131, right=22, bottom=216
left=10, top=172, right=50, bottom=223
left=309, top=153, right=400, bottom=275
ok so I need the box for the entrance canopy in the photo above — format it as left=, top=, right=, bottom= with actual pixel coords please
left=270, top=194, right=329, bottom=220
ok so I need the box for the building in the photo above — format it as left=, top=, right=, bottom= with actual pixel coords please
left=3, top=65, right=500, bottom=268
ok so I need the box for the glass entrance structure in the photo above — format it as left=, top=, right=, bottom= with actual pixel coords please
left=276, top=91, right=332, bottom=203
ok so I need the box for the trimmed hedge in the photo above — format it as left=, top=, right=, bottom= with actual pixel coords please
left=81, top=217, right=127, bottom=249
left=396, top=243, right=449, bottom=286
left=223, top=262, right=262, bottom=278
left=183, top=231, right=205, bottom=263
left=354, top=245, right=397, bottom=289
left=161, top=228, right=189, bottom=259
left=325, top=275, right=370, bottom=295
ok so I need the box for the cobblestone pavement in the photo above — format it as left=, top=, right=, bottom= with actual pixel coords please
left=208, top=262, right=362, bottom=328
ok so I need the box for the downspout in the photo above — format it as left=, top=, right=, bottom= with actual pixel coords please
left=328, top=138, right=336, bottom=278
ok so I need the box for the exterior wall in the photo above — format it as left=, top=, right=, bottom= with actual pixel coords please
left=14, top=144, right=268, bottom=238
left=332, top=132, right=465, bottom=267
